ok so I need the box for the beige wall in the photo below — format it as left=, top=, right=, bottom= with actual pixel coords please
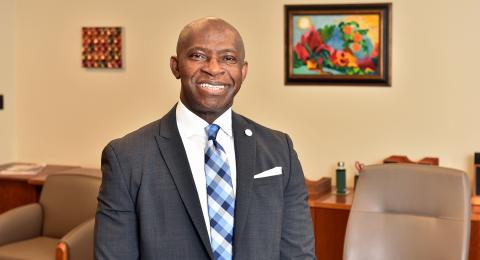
left=0, top=0, right=16, bottom=164
left=12, top=0, right=480, bottom=187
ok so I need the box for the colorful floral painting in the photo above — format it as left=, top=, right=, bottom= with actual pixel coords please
left=293, top=15, right=379, bottom=76
left=285, top=4, right=391, bottom=85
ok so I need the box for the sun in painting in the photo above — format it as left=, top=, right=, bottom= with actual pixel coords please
left=297, top=16, right=312, bottom=30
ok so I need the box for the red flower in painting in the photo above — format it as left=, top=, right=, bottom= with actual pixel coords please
left=295, top=44, right=309, bottom=62
left=294, top=26, right=333, bottom=63
left=302, top=27, right=323, bottom=52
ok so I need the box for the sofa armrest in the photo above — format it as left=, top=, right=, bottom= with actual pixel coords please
left=57, top=218, right=94, bottom=260
left=0, top=203, right=43, bottom=246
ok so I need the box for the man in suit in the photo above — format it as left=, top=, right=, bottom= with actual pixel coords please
left=94, top=17, right=315, bottom=260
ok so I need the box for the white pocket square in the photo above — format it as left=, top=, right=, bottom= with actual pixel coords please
left=253, top=167, right=282, bottom=179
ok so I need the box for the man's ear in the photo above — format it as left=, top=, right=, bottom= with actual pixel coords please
left=170, top=56, right=181, bottom=79
left=241, top=61, right=248, bottom=83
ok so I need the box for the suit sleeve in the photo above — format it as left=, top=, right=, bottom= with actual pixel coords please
left=280, top=135, right=316, bottom=260
left=94, top=143, right=139, bottom=260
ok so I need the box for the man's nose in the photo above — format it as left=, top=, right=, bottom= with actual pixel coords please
left=202, top=58, right=224, bottom=76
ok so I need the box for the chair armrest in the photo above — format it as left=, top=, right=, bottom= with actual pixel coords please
left=57, top=218, right=94, bottom=260
left=0, top=203, right=43, bottom=246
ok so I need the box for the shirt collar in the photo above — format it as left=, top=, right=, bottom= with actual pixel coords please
left=176, top=101, right=233, bottom=138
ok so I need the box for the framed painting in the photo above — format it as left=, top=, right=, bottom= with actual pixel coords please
left=285, top=3, right=392, bottom=86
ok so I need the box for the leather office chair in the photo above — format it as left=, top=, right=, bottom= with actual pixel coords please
left=0, top=174, right=100, bottom=260
left=344, top=164, right=470, bottom=260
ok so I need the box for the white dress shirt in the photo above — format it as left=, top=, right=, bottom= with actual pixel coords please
left=176, top=101, right=237, bottom=238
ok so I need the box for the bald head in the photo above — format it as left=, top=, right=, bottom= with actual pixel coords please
left=176, top=17, right=246, bottom=61
left=169, top=17, right=248, bottom=123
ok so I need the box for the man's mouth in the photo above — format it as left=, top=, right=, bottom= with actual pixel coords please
left=199, top=83, right=226, bottom=91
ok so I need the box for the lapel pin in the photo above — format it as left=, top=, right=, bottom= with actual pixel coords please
left=245, top=129, right=253, bottom=137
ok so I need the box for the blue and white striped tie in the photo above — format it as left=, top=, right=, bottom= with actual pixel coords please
left=204, top=124, right=235, bottom=260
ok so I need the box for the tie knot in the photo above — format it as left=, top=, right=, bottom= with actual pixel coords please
left=206, top=124, right=221, bottom=141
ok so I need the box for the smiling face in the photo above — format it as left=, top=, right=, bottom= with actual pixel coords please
left=170, top=18, right=248, bottom=123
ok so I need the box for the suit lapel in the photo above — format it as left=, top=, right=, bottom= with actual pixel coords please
left=232, top=112, right=256, bottom=253
left=154, top=106, right=213, bottom=260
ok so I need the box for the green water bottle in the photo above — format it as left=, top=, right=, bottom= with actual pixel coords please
left=336, top=161, right=347, bottom=195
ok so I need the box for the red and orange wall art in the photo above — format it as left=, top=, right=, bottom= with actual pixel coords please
left=82, top=27, right=122, bottom=69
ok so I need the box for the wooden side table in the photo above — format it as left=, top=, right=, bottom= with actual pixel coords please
left=308, top=190, right=353, bottom=260
left=471, top=205, right=480, bottom=260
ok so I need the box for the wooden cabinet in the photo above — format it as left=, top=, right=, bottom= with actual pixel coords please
left=0, top=178, right=41, bottom=214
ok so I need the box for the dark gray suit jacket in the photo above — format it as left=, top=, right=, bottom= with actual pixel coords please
left=94, top=106, right=315, bottom=259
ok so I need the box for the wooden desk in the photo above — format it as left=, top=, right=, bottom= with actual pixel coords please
left=308, top=191, right=352, bottom=260
left=308, top=190, right=480, bottom=260
left=0, top=163, right=81, bottom=213
left=28, top=167, right=101, bottom=186
left=471, top=206, right=480, bottom=260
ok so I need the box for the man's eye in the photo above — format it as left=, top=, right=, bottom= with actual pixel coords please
left=190, top=53, right=206, bottom=60
left=223, top=55, right=237, bottom=63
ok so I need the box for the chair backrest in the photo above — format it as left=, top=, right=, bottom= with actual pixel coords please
left=344, top=164, right=470, bottom=260
left=40, top=174, right=101, bottom=238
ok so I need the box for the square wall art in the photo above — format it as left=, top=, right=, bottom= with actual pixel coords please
left=82, top=27, right=122, bottom=69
